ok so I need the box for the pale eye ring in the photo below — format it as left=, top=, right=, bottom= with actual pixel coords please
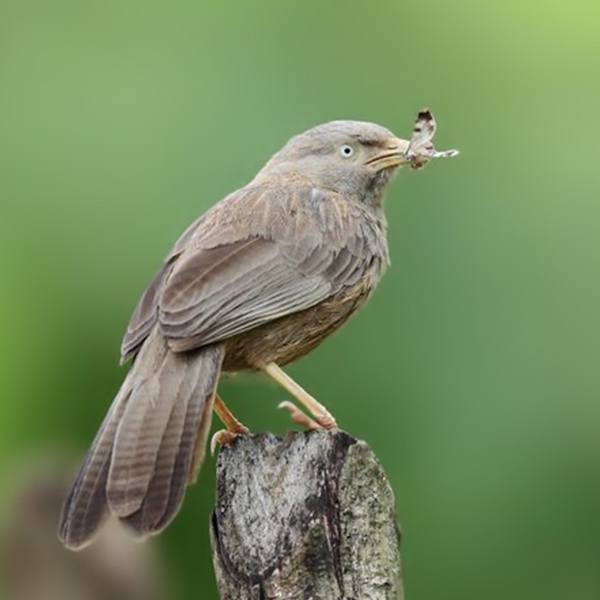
left=340, top=144, right=354, bottom=158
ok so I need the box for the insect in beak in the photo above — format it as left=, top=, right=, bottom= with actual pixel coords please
left=403, top=108, right=459, bottom=170
left=366, top=108, right=459, bottom=171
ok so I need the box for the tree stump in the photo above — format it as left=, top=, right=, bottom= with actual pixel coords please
left=210, top=430, right=403, bottom=599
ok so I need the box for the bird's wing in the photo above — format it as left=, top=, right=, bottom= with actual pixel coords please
left=121, top=183, right=386, bottom=359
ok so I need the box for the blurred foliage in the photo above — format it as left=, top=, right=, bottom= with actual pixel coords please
left=1, top=1, right=599, bottom=599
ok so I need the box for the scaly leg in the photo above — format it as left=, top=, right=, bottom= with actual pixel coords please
left=210, top=393, right=250, bottom=455
left=261, top=362, right=337, bottom=430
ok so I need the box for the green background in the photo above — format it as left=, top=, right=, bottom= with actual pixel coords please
left=1, top=1, right=599, bottom=599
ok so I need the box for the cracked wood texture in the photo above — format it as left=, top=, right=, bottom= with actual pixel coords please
left=210, top=430, right=403, bottom=599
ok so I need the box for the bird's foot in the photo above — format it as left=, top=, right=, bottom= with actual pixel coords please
left=260, top=362, right=338, bottom=430
left=278, top=400, right=337, bottom=431
left=211, top=394, right=250, bottom=454
left=210, top=424, right=249, bottom=456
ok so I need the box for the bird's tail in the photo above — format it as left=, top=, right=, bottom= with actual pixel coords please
left=58, top=328, right=224, bottom=550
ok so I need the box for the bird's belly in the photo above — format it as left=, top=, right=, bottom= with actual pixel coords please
left=222, top=279, right=374, bottom=371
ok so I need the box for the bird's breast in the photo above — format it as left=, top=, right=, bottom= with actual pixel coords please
left=222, top=265, right=382, bottom=372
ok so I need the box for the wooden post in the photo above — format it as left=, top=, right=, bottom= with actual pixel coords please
left=210, top=430, right=404, bottom=599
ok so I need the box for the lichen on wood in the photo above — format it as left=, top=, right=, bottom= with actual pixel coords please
left=211, top=430, right=403, bottom=599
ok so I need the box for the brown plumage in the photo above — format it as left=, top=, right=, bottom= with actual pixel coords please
left=59, top=113, right=458, bottom=550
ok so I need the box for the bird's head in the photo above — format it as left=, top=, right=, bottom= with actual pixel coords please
left=258, top=120, right=411, bottom=207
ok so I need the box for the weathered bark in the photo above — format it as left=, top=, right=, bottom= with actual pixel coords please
left=210, top=430, right=403, bottom=599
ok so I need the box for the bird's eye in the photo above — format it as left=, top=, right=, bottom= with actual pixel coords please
left=339, top=144, right=354, bottom=158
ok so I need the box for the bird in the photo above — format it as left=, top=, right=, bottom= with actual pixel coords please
left=58, top=109, right=458, bottom=550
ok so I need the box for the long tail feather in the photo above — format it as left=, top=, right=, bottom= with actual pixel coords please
left=121, top=344, right=222, bottom=535
left=58, top=379, right=132, bottom=550
left=58, top=328, right=224, bottom=549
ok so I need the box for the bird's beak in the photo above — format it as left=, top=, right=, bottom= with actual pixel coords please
left=364, top=137, right=411, bottom=171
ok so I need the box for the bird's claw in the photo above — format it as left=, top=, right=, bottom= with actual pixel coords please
left=278, top=400, right=337, bottom=431
left=210, top=426, right=249, bottom=456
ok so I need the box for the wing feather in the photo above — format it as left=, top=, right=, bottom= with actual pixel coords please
left=121, top=184, right=388, bottom=356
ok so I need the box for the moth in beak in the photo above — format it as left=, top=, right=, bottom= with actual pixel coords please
left=366, top=108, right=459, bottom=171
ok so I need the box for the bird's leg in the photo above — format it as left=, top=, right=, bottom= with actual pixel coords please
left=261, top=362, right=337, bottom=430
left=211, top=393, right=250, bottom=455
